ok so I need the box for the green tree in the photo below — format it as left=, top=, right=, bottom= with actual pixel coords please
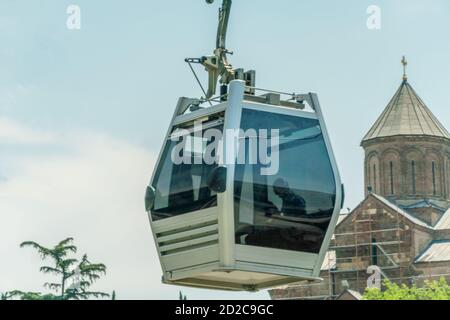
left=1, top=292, right=17, bottom=300
left=363, top=277, right=450, bottom=300
left=8, top=238, right=109, bottom=300
left=179, top=291, right=187, bottom=300
left=6, top=290, right=59, bottom=300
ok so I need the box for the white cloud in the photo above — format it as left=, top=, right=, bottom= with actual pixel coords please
left=0, top=116, right=57, bottom=144
left=0, top=124, right=163, bottom=298
left=0, top=118, right=268, bottom=299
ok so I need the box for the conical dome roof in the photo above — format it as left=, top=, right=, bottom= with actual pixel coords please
left=362, top=79, right=450, bottom=143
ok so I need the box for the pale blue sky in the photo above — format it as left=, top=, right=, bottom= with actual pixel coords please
left=1, top=0, right=450, bottom=299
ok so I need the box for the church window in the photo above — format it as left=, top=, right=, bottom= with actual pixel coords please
left=389, top=161, right=394, bottom=195
left=411, top=160, right=416, bottom=194
left=432, top=161, right=436, bottom=195
left=371, top=237, right=378, bottom=265
left=373, top=164, right=377, bottom=193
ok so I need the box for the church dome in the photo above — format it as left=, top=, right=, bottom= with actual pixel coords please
left=361, top=57, right=450, bottom=206
left=362, top=79, right=450, bottom=143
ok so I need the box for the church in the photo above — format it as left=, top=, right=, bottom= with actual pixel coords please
left=270, top=58, right=450, bottom=300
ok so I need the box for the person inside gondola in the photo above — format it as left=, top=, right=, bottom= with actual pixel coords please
left=241, top=177, right=319, bottom=251
left=272, top=178, right=307, bottom=217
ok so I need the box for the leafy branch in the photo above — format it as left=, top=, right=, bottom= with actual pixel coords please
left=5, top=238, right=110, bottom=300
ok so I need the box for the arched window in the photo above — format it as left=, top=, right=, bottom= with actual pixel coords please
left=389, top=161, right=394, bottom=195
left=426, top=153, right=441, bottom=196
left=432, top=161, right=437, bottom=196
left=371, top=237, right=378, bottom=265
left=383, top=151, right=400, bottom=197
left=447, top=158, right=450, bottom=198
left=373, top=164, right=377, bottom=193
left=367, top=154, right=380, bottom=194
left=411, top=160, right=416, bottom=194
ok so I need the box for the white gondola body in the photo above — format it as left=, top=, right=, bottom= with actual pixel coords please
left=146, top=80, right=343, bottom=291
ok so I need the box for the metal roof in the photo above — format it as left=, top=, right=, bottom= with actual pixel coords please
left=336, top=289, right=363, bottom=300
left=320, top=250, right=336, bottom=271
left=401, top=199, right=447, bottom=213
left=362, top=80, right=450, bottom=142
left=415, top=240, right=450, bottom=263
left=337, top=213, right=349, bottom=225
left=435, top=208, right=450, bottom=230
left=335, top=193, right=450, bottom=231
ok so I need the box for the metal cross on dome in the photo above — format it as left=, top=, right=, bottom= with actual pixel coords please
left=402, top=56, right=408, bottom=81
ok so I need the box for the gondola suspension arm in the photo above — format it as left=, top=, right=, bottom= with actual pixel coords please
left=202, top=0, right=234, bottom=99
left=187, top=1, right=255, bottom=100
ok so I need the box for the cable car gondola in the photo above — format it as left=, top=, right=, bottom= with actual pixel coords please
left=145, top=0, right=343, bottom=291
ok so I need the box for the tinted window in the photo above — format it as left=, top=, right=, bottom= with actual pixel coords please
left=234, top=109, right=336, bottom=253
left=151, top=124, right=222, bottom=221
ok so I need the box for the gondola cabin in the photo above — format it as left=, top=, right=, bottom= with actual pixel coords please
left=145, top=80, right=343, bottom=291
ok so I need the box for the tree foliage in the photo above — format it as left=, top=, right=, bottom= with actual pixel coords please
left=1, top=292, right=17, bottom=300
left=179, top=291, right=187, bottom=300
left=5, top=238, right=109, bottom=300
left=363, top=278, right=450, bottom=300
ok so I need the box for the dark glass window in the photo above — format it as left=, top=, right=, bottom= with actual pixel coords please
left=151, top=124, right=223, bottom=221
left=234, top=109, right=336, bottom=254
left=412, top=161, right=416, bottom=194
